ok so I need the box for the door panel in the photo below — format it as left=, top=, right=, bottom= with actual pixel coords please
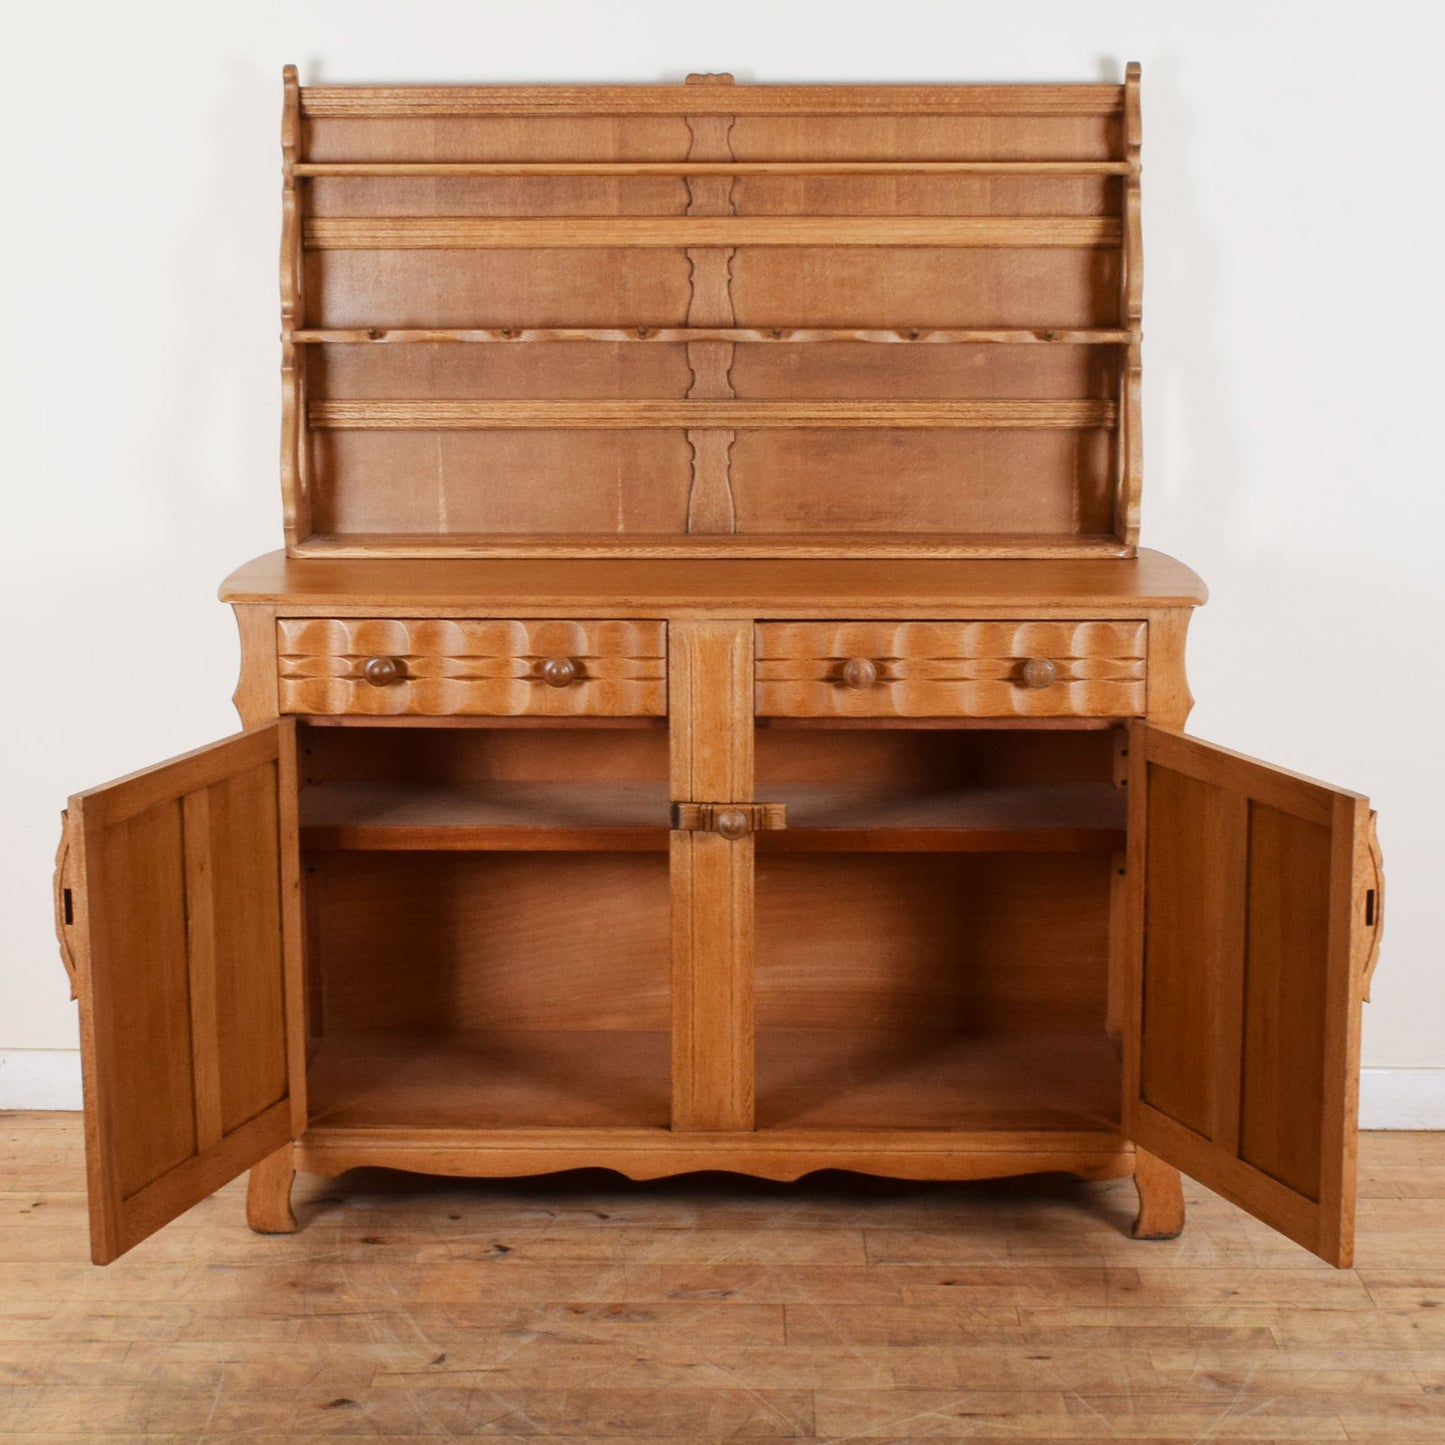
left=57, top=723, right=303, bottom=1263
left=1124, top=723, right=1380, bottom=1266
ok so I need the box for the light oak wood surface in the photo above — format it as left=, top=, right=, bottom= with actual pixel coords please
left=297, top=81, right=1130, bottom=115
left=58, top=727, right=304, bottom=1264
left=277, top=616, right=666, bottom=716
left=60, top=64, right=1382, bottom=1278
left=221, top=548, right=1208, bottom=610
left=285, top=72, right=1142, bottom=557
left=3, top=1115, right=1441, bottom=1441
left=756, top=619, right=1147, bottom=718
left=1124, top=724, right=1376, bottom=1267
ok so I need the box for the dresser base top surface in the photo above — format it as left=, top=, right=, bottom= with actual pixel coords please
left=220, top=549, right=1207, bottom=614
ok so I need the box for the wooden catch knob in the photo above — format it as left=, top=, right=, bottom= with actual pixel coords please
left=841, top=657, right=879, bottom=690
left=714, top=808, right=751, bottom=840
left=1020, top=657, right=1059, bottom=690
left=362, top=656, right=404, bottom=687
left=540, top=657, right=579, bottom=688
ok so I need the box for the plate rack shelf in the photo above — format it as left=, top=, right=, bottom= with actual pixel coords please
left=281, top=67, right=1142, bottom=558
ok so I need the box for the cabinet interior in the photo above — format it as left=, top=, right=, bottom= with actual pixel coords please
left=298, top=721, right=673, bottom=1129
left=755, top=724, right=1123, bottom=1133
left=296, top=718, right=1125, bottom=1137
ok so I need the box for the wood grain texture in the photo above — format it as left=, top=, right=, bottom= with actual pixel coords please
left=276, top=616, right=666, bottom=716
left=279, top=66, right=311, bottom=550
left=229, top=605, right=279, bottom=727
left=298, top=81, right=1129, bottom=116
left=756, top=851, right=1111, bottom=1037
left=223, top=549, right=1208, bottom=610
left=5, top=1115, right=1443, bottom=1440
left=305, top=215, right=1123, bottom=248
left=52, top=811, right=78, bottom=1000
left=294, top=1129, right=1133, bottom=1186
left=243, top=1144, right=296, bottom=1234
left=65, top=724, right=300, bottom=1263
left=292, top=533, right=1137, bottom=559
left=669, top=619, right=755, bottom=1132
left=299, top=779, right=673, bottom=851
left=308, top=398, right=1117, bottom=429
left=295, top=324, right=1135, bottom=343
left=1124, top=723, right=1373, bottom=1267
left=308, top=1031, right=673, bottom=1131
left=756, top=620, right=1147, bottom=717
left=756, top=1030, right=1121, bottom=1133
left=306, top=851, right=670, bottom=1036
left=1144, top=607, right=1195, bottom=728
left=1360, top=810, right=1386, bottom=1001
left=296, top=158, right=1135, bottom=176
left=758, top=782, right=1124, bottom=853
left=683, top=104, right=739, bottom=534
left=286, top=70, right=1139, bottom=556
left=1131, top=1146, right=1186, bottom=1240
left=1115, top=62, right=1144, bottom=548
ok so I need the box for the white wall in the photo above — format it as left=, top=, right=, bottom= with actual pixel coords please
left=3, top=1, right=1442, bottom=1109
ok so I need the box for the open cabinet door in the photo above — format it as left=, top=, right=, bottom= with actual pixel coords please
left=1123, top=723, right=1383, bottom=1267
left=55, top=723, right=305, bottom=1264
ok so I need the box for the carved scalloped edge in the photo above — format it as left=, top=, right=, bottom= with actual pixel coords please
left=1361, top=809, right=1385, bottom=1002
left=280, top=65, right=309, bottom=545
left=53, top=810, right=78, bottom=1001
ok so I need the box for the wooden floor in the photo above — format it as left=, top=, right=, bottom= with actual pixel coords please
left=2, top=1115, right=1443, bottom=1442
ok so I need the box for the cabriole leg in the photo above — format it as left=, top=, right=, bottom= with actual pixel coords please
left=246, top=1144, right=297, bottom=1234
left=1131, top=1148, right=1185, bottom=1240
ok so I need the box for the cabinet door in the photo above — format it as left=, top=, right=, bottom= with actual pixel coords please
left=56, top=723, right=304, bottom=1263
left=1123, top=723, right=1382, bottom=1266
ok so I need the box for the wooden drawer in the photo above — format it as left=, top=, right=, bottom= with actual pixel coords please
left=277, top=618, right=666, bottom=716
left=755, top=621, right=1147, bottom=718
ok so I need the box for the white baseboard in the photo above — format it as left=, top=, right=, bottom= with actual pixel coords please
left=2, top=1051, right=1443, bottom=1127
left=1358, top=1068, right=1445, bottom=1129
left=0, top=1050, right=84, bottom=1110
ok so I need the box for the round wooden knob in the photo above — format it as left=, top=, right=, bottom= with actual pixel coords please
left=540, top=657, right=579, bottom=688
left=362, top=656, right=403, bottom=687
left=714, top=808, right=751, bottom=841
left=1020, top=657, right=1059, bottom=690
left=841, top=657, right=879, bottom=690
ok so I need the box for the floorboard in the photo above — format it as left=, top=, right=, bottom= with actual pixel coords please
left=1, top=1114, right=1442, bottom=1441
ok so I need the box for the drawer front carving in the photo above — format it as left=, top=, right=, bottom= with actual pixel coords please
left=278, top=618, right=666, bottom=716
left=756, top=621, right=1147, bottom=718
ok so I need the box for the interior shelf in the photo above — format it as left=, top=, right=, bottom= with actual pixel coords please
left=299, top=780, right=1124, bottom=852
left=303, top=1027, right=1120, bottom=1135
left=306, top=1029, right=672, bottom=1130
left=299, top=781, right=672, bottom=850
left=756, top=1028, right=1122, bottom=1132
left=764, top=782, right=1125, bottom=852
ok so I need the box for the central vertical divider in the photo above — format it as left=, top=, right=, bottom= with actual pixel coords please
left=669, top=618, right=755, bottom=1131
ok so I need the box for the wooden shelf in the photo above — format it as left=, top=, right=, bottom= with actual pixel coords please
left=293, top=326, right=1135, bottom=345
left=308, top=399, right=1118, bottom=431
left=296, top=160, right=1132, bottom=177
left=297, top=82, right=1128, bottom=119
left=290, top=533, right=1135, bottom=561
left=298, top=780, right=1124, bottom=852
left=306, top=1029, right=672, bottom=1129
left=299, top=781, right=671, bottom=850
left=305, top=215, right=1122, bottom=250
left=283, top=70, right=1142, bottom=557
left=756, top=1028, right=1122, bottom=1132
left=767, top=782, right=1125, bottom=852
left=302, top=1027, right=1119, bottom=1136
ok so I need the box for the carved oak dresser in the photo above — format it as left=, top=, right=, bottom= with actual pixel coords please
left=54, top=67, right=1383, bottom=1266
